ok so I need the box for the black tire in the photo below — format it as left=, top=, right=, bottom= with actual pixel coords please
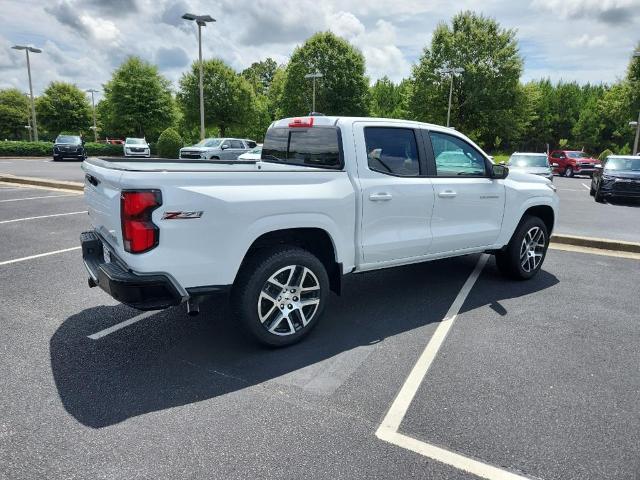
left=594, top=187, right=605, bottom=203
left=564, top=167, right=574, bottom=177
left=495, top=215, right=549, bottom=280
left=231, top=247, right=329, bottom=347
left=589, top=182, right=595, bottom=196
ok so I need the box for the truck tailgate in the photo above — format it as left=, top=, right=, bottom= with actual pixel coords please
left=82, top=161, right=124, bottom=251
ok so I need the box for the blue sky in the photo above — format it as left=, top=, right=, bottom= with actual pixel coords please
left=1, top=0, right=639, bottom=102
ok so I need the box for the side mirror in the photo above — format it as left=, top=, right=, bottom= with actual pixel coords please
left=551, top=162, right=559, bottom=167
left=491, top=164, right=509, bottom=179
left=221, top=144, right=228, bottom=150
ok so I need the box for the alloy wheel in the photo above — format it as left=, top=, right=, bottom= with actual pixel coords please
left=519, top=226, right=546, bottom=273
left=257, top=265, right=321, bottom=336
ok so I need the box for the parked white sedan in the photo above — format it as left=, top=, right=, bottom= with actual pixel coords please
left=237, top=145, right=262, bottom=161
left=123, top=138, right=150, bottom=157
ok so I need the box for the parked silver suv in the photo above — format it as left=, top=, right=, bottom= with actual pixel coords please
left=179, top=138, right=257, bottom=160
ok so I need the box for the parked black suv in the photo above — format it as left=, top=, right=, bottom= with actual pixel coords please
left=591, top=155, right=640, bottom=203
left=53, top=135, right=86, bottom=161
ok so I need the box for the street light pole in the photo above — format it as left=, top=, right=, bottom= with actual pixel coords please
left=438, top=67, right=465, bottom=127
left=304, top=71, right=323, bottom=113
left=12, top=45, right=42, bottom=141
left=182, top=13, right=216, bottom=141
left=87, top=89, right=98, bottom=142
left=633, top=51, right=640, bottom=155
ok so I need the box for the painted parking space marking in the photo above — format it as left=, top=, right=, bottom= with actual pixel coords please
left=0, top=211, right=87, bottom=224
left=581, top=183, right=590, bottom=190
left=88, top=310, right=161, bottom=340
left=0, top=246, right=81, bottom=266
left=376, top=254, right=531, bottom=480
left=0, top=194, right=79, bottom=203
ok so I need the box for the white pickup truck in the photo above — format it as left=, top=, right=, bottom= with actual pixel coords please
left=81, top=116, right=559, bottom=346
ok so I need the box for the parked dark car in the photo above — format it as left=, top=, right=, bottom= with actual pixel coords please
left=53, top=135, right=86, bottom=161
left=590, top=155, right=640, bottom=203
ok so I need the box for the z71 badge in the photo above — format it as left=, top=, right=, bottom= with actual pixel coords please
left=162, top=211, right=204, bottom=220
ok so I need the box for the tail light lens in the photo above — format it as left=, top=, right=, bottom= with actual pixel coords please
left=289, top=117, right=314, bottom=128
left=121, top=190, right=162, bottom=254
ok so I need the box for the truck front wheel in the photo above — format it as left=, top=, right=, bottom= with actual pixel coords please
left=232, top=247, right=329, bottom=347
left=495, top=215, right=549, bottom=280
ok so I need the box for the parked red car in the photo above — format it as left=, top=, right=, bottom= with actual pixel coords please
left=548, top=150, right=600, bottom=177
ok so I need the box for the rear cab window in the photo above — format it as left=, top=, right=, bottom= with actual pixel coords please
left=261, top=127, right=342, bottom=169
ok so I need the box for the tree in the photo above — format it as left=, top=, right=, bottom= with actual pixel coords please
left=280, top=32, right=369, bottom=117
left=242, top=58, right=278, bottom=96
left=101, top=56, right=175, bottom=139
left=35, top=82, right=91, bottom=136
left=177, top=59, right=255, bottom=137
left=0, top=88, right=30, bottom=140
left=410, top=11, right=523, bottom=149
left=369, top=77, right=412, bottom=119
left=266, top=66, right=287, bottom=119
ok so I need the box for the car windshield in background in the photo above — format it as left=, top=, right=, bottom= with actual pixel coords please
left=126, top=138, right=146, bottom=145
left=605, top=158, right=640, bottom=171
left=261, top=127, right=341, bottom=169
left=249, top=146, right=262, bottom=154
left=508, top=155, right=549, bottom=167
left=567, top=152, right=588, bottom=159
left=194, top=138, right=222, bottom=148
left=56, top=135, right=81, bottom=144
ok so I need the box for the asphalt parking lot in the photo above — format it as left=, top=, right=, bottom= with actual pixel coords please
left=1, top=181, right=639, bottom=479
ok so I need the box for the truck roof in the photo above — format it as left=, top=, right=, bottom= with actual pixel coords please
left=270, top=116, right=459, bottom=133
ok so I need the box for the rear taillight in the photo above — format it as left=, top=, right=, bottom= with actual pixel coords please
left=120, top=190, right=162, bottom=254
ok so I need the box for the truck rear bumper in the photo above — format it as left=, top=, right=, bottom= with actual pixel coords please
left=81, top=231, right=185, bottom=310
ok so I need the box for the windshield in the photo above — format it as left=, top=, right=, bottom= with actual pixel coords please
left=126, top=138, right=146, bottom=145
left=605, top=158, right=640, bottom=171
left=508, top=155, right=549, bottom=167
left=56, top=135, right=81, bottom=144
left=194, top=138, right=222, bottom=148
left=567, top=151, right=588, bottom=159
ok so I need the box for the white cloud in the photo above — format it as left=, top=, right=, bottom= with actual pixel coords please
left=568, top=34, right=608, bottom=48
left=79, top=16, right=120, bottom=45
left=532, top=0, right=640, bottom=24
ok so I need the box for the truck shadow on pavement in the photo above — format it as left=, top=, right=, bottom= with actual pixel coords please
left=50, top=255, right=558, bottom=428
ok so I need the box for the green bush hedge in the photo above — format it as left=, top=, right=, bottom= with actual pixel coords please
left=84, top=142, right=124, bottom=156
left=0, top=140, right=124, bottom=157
left=0, top=141, right=52, bottom=156
left=157, top=128, right=183, bottom=159
left=598, top=149, right=613, bottom=162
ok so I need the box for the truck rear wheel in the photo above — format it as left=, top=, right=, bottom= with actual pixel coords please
left=495, top=215, right=548, bottom=280
left=232, top=247, right=329, bottom=347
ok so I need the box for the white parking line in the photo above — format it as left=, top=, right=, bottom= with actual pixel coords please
left=0, top=211, right=87, bottom=224
left=581, top=183, right=590, bottom=190
left=88, top=310, right=160, bottom=340
left=0, top=246, right=81, bottom=266
left=376, top=254, right=530, bottom=480
left=0, top=194, right=78, bottom=203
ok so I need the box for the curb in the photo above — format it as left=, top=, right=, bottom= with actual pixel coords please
left=551, top=234, right=640, bottom=254
left=0, top=174, right=84, bottom=192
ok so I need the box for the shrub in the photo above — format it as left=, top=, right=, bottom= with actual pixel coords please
left=157, top=128, right=183, bottom=159
left=598, top=149, right=613, bottom=162
left=0, top=141, right=52, bottom=156
left=84, top=142, right=123, bottom=156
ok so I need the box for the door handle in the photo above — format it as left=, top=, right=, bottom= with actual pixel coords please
left=438, top=190, right=457, bottom=198
left=369, top=192, right=393, bottom=201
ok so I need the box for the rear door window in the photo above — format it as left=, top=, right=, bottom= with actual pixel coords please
left=261, top=127, right=342, bottom=169
left=229, top=140, right=244, bottom=149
